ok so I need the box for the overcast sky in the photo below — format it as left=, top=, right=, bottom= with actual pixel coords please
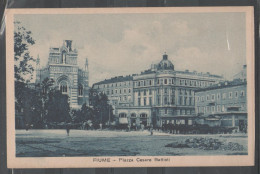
left=15, top=12, right=246, bottom=85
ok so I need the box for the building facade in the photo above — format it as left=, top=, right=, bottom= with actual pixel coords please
left=93, top=53, right=224, bottom=127
left=36, top=40, right=89, bottom=109
left=92, top=75, right=134, bottom=115
left=195, top=79, right=247, bottom=131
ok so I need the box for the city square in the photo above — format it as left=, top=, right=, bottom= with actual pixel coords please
left=16, top=129, right=248, bottom=157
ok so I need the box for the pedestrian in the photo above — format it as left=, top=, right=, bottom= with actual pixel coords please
left=150, top=126, right=153, bottom=136
left=66, top=125, right=70, bottom=136
left=128, top=124, right=131, bottom=132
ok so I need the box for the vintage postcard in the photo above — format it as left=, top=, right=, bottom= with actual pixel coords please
left=5, top=7, right=255, bottom=168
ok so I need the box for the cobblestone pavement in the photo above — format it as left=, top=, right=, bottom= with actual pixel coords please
left=16, top=129, right=248, bottom=157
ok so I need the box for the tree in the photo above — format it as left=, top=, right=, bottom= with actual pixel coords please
left=14, top=21, right=35, bottom=83
left=14, top=21, right=36, bottom=128
left=45, top=89, right=71, bottom=123
left=89, top=88, right=114, bottom=125
left=36, top=77, right=55, bottom=123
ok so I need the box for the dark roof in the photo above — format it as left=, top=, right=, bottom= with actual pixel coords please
left=140, top=69, right=156, bottom=75
left=195, top=79, right=247, bottom=92
left=175, top=70, right=222, bottom=78
left=93, top=75, right=133, bottom=85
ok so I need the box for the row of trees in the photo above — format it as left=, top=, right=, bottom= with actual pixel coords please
left=15, top=21, right=114, bottom=129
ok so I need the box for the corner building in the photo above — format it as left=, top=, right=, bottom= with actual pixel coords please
left=114, top=53, right=223, bottom=127
left=195, top=79, right=247, bottom=131
left=36, top=40, right=89, bottom=109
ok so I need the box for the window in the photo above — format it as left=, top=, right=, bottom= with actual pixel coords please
left=217, top=93, right=220, bottom=100
left=111, top=90, right=113, bottom=95
left=60, top=81, right=68, bottom=94
left=138, top=98, right=141, bottom=106
left=144, top=98, right=146, bottom=106
left=138, top=91, right=140, bottom=96
left=222, top=93, right=226, bottom=99
left=179, top=89, right=182, bottom=95
left=149, top=97, right=152, bottom=106
left=229, top=92, right=232, bottom=99
left=241, top=90, right=245, bottom=97
left=179, top=96, right=183, bottom=105
left=171, top=95, right=175, bottom=105
left=189, top=97, right=192, bottom=105
left=211, top=94, right=215, bottom=101
left=164, top=79, right=167, bottom=84
left=149, top=80, right=152, bottom=85
left=164, top=97, right=168, bottom=105
left=164, top=88, right=167, bottom=94
left=124, top=89, right=126, bottom=93
left=180, top=80, right=183, bottom=85
left=144, top=90, right=146, bottom=96
left=235, top=91, right=238, bottom=98
left=201, top=96, right=204, bottom=101
left=129, top=89, right=131, bottom=93
left=165, top=109, right=167, bottom=114
left=222, top=105, right=225, bottom=112
left=157, top=79, right=159, bottom=84
left=138, top=81, right=140, bottom=86
left=115, top=89, right=117, bottom=94
left=157, top=97, right=160, bottom=105
left=120, top=89, right=121, bottom=94
left=211, top=106, right=215, bottom=112
left=206, top=106, right=210, bottom=113
left=185, top=80, right=187, bottom=86
left=184, top=97, right=187, bottom=105
left=149, top=89, right=152, bottom=95
left=206, top=95, right=210, bottom=101
left=78, top=84, right=83, bottom=96
left=197, top=96, right=200, bottom=102
left=217, top=105, right=221, bottom=112
left=144, top=81, right=146, bottom=86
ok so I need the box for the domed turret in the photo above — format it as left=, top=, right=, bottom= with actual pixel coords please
left=157, top=53, right=174, bottom=71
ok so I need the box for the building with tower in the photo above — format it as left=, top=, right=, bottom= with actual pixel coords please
left=36, top=40, right=89, bottom=109
left=93, top=53, right=224, bottom=127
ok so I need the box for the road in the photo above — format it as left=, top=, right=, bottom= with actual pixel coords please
left=16, top=129, right=248, bottom=157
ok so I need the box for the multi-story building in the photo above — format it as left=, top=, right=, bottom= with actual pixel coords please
left=195, top=79, right=247, bottom=131
left=94, top=53, right=223, bottom=127
left=233, top=65, right=247, bottom=81
left=36, top=40, right=89, bottom=109
left=92, top=75, right=134, bottom=116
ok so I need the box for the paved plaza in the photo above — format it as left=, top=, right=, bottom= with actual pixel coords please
left=16, top=130, right=248, bottom=157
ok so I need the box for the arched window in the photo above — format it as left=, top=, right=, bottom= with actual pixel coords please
left=140, top=113, right=147, bottom=118
left=78, top=84, right=83, bottom=96
left=131, top=113, right=136, bottom=117
left=119, top=113, right=127, bottom=118
left=59, top=81, right=68, bottom=94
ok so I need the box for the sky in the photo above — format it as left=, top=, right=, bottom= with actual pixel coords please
left=15, top=12, right=246, bottom=86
